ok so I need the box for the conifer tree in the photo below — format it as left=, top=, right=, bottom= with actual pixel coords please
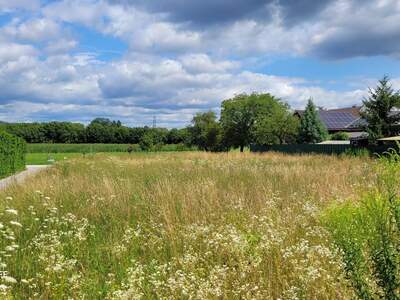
left=361, top=76, right=400, bottom=141
left=298, top=99, right=329, bottom=143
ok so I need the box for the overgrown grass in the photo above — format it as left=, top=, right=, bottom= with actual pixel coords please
left=323, top=149, right=400, bottom=300
left=0, top=152, right=376, bottom=299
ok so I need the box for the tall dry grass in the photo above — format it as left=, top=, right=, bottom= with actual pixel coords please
left=0, top=152, right=375, bottom=299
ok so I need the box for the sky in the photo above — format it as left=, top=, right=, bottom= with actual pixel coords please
left=1, top=0, right=400, bottom=127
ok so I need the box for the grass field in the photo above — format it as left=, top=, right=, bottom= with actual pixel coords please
left=26, top=153, right=85, bottom=165
left=0, top=152, right=381, bottom=298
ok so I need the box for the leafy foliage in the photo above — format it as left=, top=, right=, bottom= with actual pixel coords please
left=139, top=129, right=167, bottom=151
left=187, top=111, right=224, bottom=151
left=361, top=76, right=400, bottom=141
left=298, top=99, right=329, bottom=143
left=323, top=149, right=400, bottom=300
left=0, top=131, right=26, bottom=178
left=0, top=119, right=188, bottom=147
left=330, top=132, right=350, bottom=141
left=221, top=93, right=293, bottom=151
left=254, top=101, right=299, bottom=145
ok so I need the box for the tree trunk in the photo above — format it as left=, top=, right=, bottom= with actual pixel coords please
left=240, top=145, right=244, bottom=152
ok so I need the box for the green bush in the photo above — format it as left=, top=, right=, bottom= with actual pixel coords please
left=323, top=150, right=400, bottom=300
left=27, top=143, right=196, bottom=153
left=27, top=143, right=133, bottom=153
left=330, top=131, right=350, bottom=140
left=0, top=131, right=26, bottom=178
left=342, top=147, right=371, bottom=158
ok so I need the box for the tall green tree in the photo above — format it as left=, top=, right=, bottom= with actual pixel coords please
left=254, top=102, right=299, bottom=145
left=298, top=99, right=329, bottom=143
left=361, top=76, right=400, bottom=141
left=220, top=93, right=280, bottom=152
left=187, top=111, right=222, bottom=151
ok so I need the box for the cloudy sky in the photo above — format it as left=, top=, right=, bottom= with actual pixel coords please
left=1, top=0, right=400, bottom=127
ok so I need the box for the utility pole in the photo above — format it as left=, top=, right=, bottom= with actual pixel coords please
left=152, top=116, right=157, bottom=128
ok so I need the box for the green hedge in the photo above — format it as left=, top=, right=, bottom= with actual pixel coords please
left=27, top=143, right=196, bottom=153
left=0, top=131, right=26, bottom=178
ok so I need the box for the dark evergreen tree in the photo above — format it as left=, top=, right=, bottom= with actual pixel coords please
left=361, top=76, right=400, bottom=141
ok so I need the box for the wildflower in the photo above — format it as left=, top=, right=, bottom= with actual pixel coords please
left=2, top=276, right=17, bottom=284
left=5, top=246, right=14, bottom=252
left=0, top=223, right=4, bottom=229
left=20, top=279, right=29, bottom=284
left=44, top=196, right=51, bottom=201
left=0, top=284, right=8, bottom=292
left=5, top=196, right=12, bottom=201
left=5, top=209, right=18, bottom=216
left=9, top=221, right=22, bottom=228
left=53, top=264, right=63, bottom=272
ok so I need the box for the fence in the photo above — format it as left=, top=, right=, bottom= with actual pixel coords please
left=250, top=144, right=394, bottom=156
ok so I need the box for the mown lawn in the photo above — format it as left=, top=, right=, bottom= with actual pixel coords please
left=0, top=152, right=376, bottom=299
left=26, top=153, right=85, bottom=165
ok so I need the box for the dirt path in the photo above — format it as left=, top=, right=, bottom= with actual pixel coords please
left=0, top=165, right=51, bottom=190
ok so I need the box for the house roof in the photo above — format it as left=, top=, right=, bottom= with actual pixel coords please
left=318, top=111, right=358, bottom=130
left=318, top=140, right=351, bottom=145
left=377, top=136, right=400, bottom=141
left=325, top=106, right=361, bottom=117
left=294, top=109, right=362, bottom=131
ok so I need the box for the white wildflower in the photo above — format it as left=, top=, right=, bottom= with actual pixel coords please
left=5, top=246, right=14, bottom=252
left=5, top=209, right=18, bottom=216
left=9, top=221, right=22, bottom=228
left=2, top=276, right=17, bottom=284
left=0, top=284, right=8, bottom=292
left=5, top=196, right=12, bottom=201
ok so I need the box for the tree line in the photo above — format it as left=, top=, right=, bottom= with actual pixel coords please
left=0, top=118, right=189, bottom=150
left=0, top=93, right=313, bottom=152
left=187, top=93, right=328, bottom=152
left=1, top=77, right=399, bottom=151
left=188, top=76, right=400, bottom=152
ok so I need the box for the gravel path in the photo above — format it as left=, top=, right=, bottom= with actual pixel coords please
left=0, top=165, right=51, bottom=190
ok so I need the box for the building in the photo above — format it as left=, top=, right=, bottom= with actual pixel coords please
left=294, top=106, right=366, bottom=138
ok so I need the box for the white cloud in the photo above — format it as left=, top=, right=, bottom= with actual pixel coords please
left=1, top=18, right=62, bottom=42
left=0, top=0, right=399, bottom=126
left=43, top=0, right=109, bottom=27
left=180, top=54, right=239, bottom=74
left=0, top=42, right=37, bottom=64
left=0, top=0, right=40, bottom=12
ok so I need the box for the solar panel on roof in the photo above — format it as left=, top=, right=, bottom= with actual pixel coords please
left=318, top=111, right=358, bottom=130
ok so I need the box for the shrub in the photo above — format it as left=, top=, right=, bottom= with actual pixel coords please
left=323, top=150, right=400, bottom=300
left=0, top=131, right=26, bottom=178
left=27, top=143, right=132, bottom=153
left=342, top=147, right=371, bottom=158
left=331, top=132, right=350, bottom=141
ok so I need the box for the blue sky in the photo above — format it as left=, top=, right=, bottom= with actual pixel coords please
left=0, top=0, right=400, bottom=127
